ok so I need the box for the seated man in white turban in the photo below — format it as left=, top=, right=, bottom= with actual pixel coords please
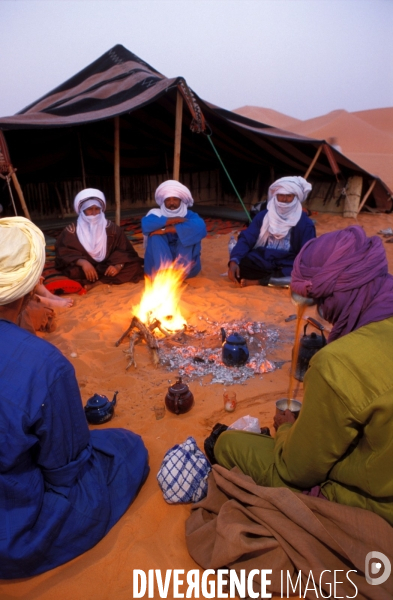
left=228, top=176, right=316, bottom=287
left=142, top=180, right=207, bottom=279
left=0, top=217, right=149, bottom=578
left=55, top=188, right=144, bottom=290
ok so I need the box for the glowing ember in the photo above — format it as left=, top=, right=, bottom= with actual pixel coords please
left=134, top=262, right=187, bottom=332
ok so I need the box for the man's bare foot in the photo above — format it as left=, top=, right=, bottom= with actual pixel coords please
left=38, top=295, right=74, bottom=308
left=240, top=278, right=260, bottom=287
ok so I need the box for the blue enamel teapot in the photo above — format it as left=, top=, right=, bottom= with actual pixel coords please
left=221, top=328, right=249, bottom=367
left=84, top=391, right=118, bottom=425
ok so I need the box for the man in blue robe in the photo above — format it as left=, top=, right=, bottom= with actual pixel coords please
left=228, top=177, right=316, bottom=286
left=142, top=180, right=207, bottom=279
left=0, top=217, right=149, bottom=578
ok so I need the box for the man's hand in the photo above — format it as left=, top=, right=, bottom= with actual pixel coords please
left=273, top=409, right=296, bottom=431
left=228, top=261, right=240, bottom=283
left=105, top=264, right=123, bottom=277
left=166, top=217, right=186, bottom=226
left=150, top=225, right=177, bottom=236
left=76, top=259, right=98, bottom=282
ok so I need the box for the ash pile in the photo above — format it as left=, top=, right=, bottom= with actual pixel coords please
left=159, top=318, right=281, bottom=385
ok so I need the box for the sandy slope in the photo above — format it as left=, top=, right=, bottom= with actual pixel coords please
left=234, top=106, right=393, bottom=190
left=1, top=212, right=392, bottom=600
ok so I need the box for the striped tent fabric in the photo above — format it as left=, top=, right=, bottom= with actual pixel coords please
left=0, top=44, right=391, bottom=212
left=1, top=45, right=205, bottom=132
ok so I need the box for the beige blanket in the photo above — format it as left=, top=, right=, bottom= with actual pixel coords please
left=186, top=465, right=393, bottom=600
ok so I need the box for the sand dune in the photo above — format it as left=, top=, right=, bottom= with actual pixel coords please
left=234, top=106, right=393, bottom=190
left=233, top=105, right=301, bottom=130
left=353, top=107, right=393, bottom=135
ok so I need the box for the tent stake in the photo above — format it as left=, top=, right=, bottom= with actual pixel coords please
left=114, top=116, right=121, bottom=226
left=357, top=179, right=376, bottom=214
left=173, top=90, right=183, bottom=181
left=304, top=145, right=323, bottom=180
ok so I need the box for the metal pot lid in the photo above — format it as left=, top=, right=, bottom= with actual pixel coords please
left=168, top=378, right=189, bottom=394
left=86, top=394, right=109, bottom=408
left=225, top=332, right=246, bottom=344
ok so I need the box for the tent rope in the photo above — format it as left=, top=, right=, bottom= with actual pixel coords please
left=206, top=133, right=252, bottom=223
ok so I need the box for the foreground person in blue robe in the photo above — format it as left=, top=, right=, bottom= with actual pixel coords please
left=142, top=180, right=207, bottom=278
left=0, top=217, right=149, bottom=579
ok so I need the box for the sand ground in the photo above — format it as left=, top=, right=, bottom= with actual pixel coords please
left=1, top=211, right=392, bottom=600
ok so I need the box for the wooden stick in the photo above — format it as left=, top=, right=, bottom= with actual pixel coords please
left=114, top=116, right=121, bottom=226
left=133, top=317, right=160, bottom=367
left=133, top=317, right=159, bottom=350
left=125, top=332, right=140, bottom=369
left=304, top=145, right=323, bottom=180
left=115, top=316, right=137, bottom=347
left=10, top=169, right=31, bottom=220
left=173, top=90, right=183, bottom=181
left=357, top=179, right=376, bottom=214
left=148, top=318, right=161, bottom=332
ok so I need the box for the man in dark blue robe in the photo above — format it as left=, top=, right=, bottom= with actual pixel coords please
left=0, top=217, right=149, bottom=578
left=228, top=177, right=315, bottom=286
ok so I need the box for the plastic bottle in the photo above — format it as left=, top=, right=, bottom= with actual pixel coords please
left=228, top=234, right=237, bottom=257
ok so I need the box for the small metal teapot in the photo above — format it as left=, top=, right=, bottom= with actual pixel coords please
left=84, top=391, right=118, bottom=424
left=221, top=328, right=249, bottom=367
left=294, top=318, right=326, bottom=381
left=165, top=378, right=194, bottom=415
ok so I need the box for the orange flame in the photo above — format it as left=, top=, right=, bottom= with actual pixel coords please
left=134, top=262, right=187, bottom=332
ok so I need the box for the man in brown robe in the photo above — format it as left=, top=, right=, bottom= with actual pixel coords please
left=55, top=188, right=144, bottom=289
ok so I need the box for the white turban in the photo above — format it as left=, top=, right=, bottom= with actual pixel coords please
left=255, top=176, right=312, bottom=248
left=148, top=180, right=192, bottom=219
left=74, top=188, right=108, bottom=262
left=74, top=188, right=106, bottom=214
left=0, top=217, right=46, bottom=305
left=267, top=176, right=312, bottom=204
left=155, top=180, right=194, bottom=207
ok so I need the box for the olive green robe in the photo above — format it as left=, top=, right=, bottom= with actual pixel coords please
left=215, top=317, right=393, bottom=525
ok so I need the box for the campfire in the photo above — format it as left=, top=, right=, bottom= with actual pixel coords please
left=134, top=262, right=187, bottom=333
left=115, top=263, right=282, bottom=384
left=115, top=262, right=188, bottom=369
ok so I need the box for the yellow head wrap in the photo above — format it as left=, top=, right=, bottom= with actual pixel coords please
left=0, top=217, right=46, bottom=305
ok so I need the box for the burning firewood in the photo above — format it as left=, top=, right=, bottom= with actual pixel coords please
left=116, top=315, right=160, bottom=368
left=124, top=332, right=140, bottom=370
left=115, top=316, right=137, bottom=347
left=132, top=317, right=159, bottom=367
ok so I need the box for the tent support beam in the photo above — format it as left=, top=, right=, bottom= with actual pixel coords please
left=11, top=169, right=31, bottom=220
left=114, top=116, right=121, bottom=226
left=173, top=90, right=183, bottom=181
left=304, top=145, right=323, bottom=180
left=358, top=179, right=376, bottom=214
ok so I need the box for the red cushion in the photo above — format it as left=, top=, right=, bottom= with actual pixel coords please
left=44, top=278, right=86, bottom=296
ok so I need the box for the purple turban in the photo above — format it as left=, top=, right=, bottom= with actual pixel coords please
left=291, top=226, right=393, bottom=342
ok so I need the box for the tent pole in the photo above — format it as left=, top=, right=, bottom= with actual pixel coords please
left=357, top=179, right=376, bottom=214
left=173, top=90, right=183, bottom=181
left=304, top=145, right=323, bottom=179
left=10, top=169, right=31, bottom=220
left=114, top=116, right=121, bottom=226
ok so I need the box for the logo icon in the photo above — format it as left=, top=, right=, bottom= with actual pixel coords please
left=365, top=551, right=391, bottom=586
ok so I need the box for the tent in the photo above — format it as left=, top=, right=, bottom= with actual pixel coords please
left=0, top=44, right=391, bottom=221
